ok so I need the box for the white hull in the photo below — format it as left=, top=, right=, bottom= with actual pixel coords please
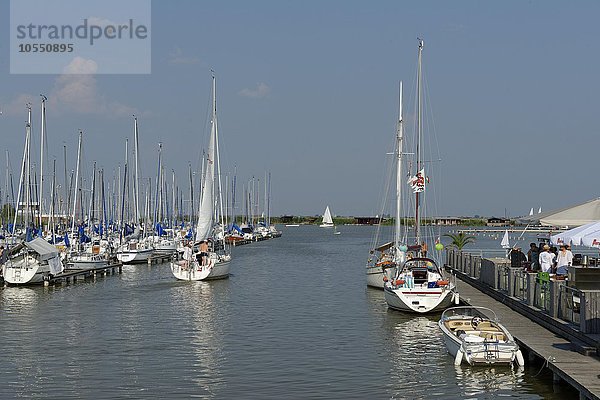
left=438, top=309, right=524, bottom=366
left=366, top=265, right=385, bottom=289
left=117, top=248, right=154, bottom=264
left=3, top=258, right=50, bottom=285
left=384, top=285, right=455, bottom=313
left=319, top=223, right=334, bottom=228
left=170, top=253, right=231, bottom=281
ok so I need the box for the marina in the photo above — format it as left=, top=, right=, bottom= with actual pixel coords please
left=0, top=225, right=592, bottom=399
left=1, top=2, right=600, bottom=398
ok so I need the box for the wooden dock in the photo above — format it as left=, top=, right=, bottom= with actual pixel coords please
left=46, top=262, right=123, bottom=285
left=453, top=270, right=600, bottom=400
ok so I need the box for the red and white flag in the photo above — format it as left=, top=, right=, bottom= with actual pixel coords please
left=408, top=168, right=426, bottom=193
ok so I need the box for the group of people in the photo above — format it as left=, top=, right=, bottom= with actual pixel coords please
left=511, top=242, right=573, bottom=275
left=179, top=240, right=211, bottom=268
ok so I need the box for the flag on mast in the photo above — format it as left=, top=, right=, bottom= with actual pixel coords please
left=408, top=168, right=426, bottom=193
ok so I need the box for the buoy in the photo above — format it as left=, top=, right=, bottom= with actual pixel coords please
left=435, top=243, right=444, bottom=251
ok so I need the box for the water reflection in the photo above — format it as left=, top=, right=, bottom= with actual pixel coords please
left=454, top=364, right=526, bottom=397
left=167, top=279, right=229, bottom=397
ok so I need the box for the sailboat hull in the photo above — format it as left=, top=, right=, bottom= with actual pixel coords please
left=366, top=265, right=385, bottom=289
left=2, top=258, right=50, bottom=285
left=384, top=285, right=455, bottom=313
left=170, top=253, right=230, bottom=281
left=116, top=248, right=154, bottom=264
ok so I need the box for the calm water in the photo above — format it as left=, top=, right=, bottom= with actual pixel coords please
left=0, top=225, right=578, bottom=399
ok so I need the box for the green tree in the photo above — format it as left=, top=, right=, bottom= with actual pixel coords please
left=443, top=232, right=476, bottom=250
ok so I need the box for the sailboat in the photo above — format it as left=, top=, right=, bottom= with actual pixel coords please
left=3, top=101, right=64, bottom=284
left=378, top=39, right=457, bottom=313
left=116, top=117, right=154, bottom=264
left=319, top=206, right=334, bottom=228
left=170, top=74, right=231, bottom=281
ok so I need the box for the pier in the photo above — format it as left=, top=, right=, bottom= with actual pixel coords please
left=446, top=249, right=600, bottom=400
left=44, top=262, right=123, bottom=286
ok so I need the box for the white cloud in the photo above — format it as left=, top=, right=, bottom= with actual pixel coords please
left=1, top=94, right=37, bottom=116
left=4, top=57, right=147, bottom=117
left=238, top=82, right=271, bottom=99
left=168, top=47, right=201, bottom=65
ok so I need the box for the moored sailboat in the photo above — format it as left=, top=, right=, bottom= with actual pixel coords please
left=379, top=39, right=458, bottom=312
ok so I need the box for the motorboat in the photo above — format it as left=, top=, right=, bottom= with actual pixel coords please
left=438, top=306, right=525, bottom=367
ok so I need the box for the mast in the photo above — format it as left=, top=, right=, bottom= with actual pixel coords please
left=213, top=73, right=226, bottom=233
left=133, top=116, right=141, bottom=225
left=39, top=94, right=47, bottom=231
left=13, top=105, right=32, bottom=238
left=70, top=130, right=83, bottom=237
left=415, top=38, right=424, bottom=245
left=395, top=81, right=404, bottom=252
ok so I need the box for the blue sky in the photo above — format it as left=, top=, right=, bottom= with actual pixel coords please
left=1, top=0, right=599, bottom=218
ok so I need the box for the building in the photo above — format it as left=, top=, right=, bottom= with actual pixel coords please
left=487, top=217, right=509, bottom=227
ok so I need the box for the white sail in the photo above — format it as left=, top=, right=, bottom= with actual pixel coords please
left=195, top=83, right=217, bottom=242
left=501, top=230, right=510, bottom=249
left=322, top=206, right=333, bottom=225
left=529, top=208, right=534, bottom=216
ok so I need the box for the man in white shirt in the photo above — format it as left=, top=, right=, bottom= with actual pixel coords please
left=539, top=244, right=556, bottom=273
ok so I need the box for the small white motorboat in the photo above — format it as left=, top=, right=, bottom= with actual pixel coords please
left=439, top=306, right=525, bottom=367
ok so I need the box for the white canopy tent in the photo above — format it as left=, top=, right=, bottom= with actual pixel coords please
left=550, top=221, right=600, bottom=246
left=523, top=198, right=600, bottom=227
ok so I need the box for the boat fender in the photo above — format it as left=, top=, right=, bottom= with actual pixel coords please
left=454, top=348, right=464, bottom=366
left=515, top=350, right=525, bottom=367
left=437, top=280, right=449, bottom=286
left=395, top=279, right=405, bottom=286
left=383, top=276, right=389, bottom=282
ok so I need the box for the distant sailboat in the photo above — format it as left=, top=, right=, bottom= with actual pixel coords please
left=319, top=206, right=334, bottom=228
left=333, top=225, right=341, bottom=235
left=529, top=208, right=534, bottom=216
left=501, top=230, right=510, bottom=249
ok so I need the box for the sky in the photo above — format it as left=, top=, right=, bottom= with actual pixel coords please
left=1, top=0, right=599, bottom=218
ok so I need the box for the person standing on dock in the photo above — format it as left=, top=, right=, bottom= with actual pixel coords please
left=539, top=244, right=555, bottom=273
left=527, top=243, right=539, bottom=271
left=510, top=246, right=527, bottom=267
left=555, top=244, right=573, bottom=275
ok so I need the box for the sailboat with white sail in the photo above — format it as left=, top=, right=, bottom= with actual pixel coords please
left=376, top=39, right=457, bottom=312
left=171, top=74, right=231, bottom=281
left=319, top=206, right=334, bottom=228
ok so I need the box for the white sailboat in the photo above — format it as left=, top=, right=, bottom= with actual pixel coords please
left=116, top=117, right=154, bottom=264
left=319, top=206, right=334, bottom=228
left=171, top=74, right=231, bottom=281
left=381, top=39, right=458, bottom=313
left=3, top=102, right=64, bottom=284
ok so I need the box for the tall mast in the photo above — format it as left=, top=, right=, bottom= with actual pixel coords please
left=70, top=130, right=83, bottom=236
left=39, top=94, right=47, bottom=231
left=415, top=38, right=424, bottom=245
left=213, top=73, right=226, bottom=232
left=13, top=105, right=32, bottom=236
left=395, top=81, right=404, bottom=252
left=133, top=116, right=141, bottom=225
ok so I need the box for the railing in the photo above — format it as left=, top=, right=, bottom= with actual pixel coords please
left=446, top=249, right=599, bottom=334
